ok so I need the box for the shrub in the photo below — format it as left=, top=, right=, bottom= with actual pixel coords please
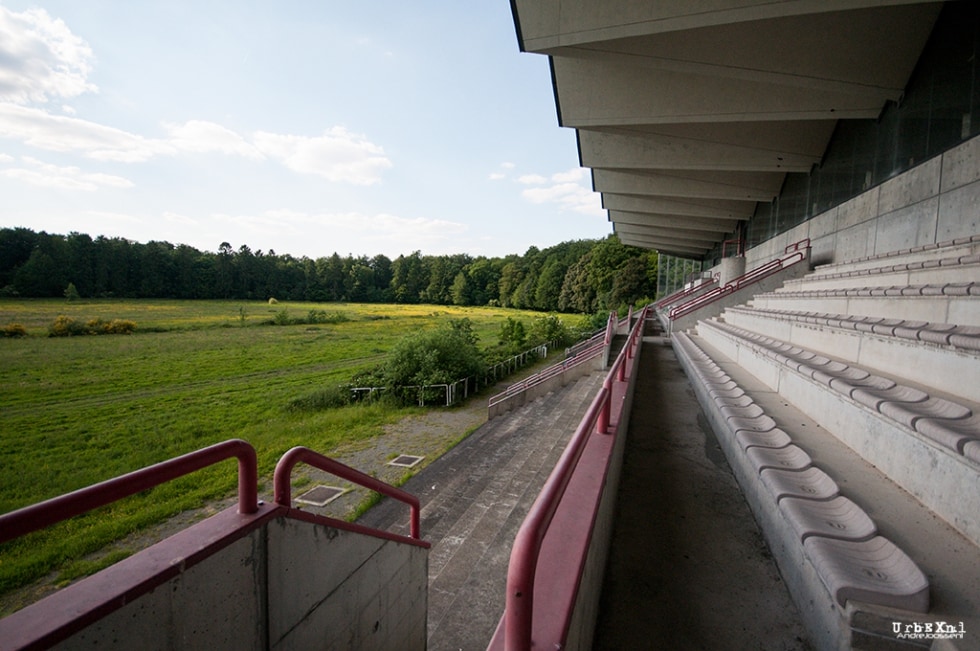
left=381, top=319, right=484, bottom=397
left=49, top=315, right=87, bottom=337
left=273, top=308, right=291, bottom=325
left=64, top=282, right=81, bottom=302
left=530, top=315, right=567, bottom=345
left=497, top=317, right=527, bottom=352
left=103, top=319, right=137, bottom=335
left=49, top=316, right=136, bottom=336
left=2, top=322, right=27, bottom=338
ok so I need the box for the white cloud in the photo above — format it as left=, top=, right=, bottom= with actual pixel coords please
left=520, top=178, right=604, bottom=217
left=166, top=120, right=262, bottom=159
left=0, top=156, right=133, bottom=191
left=211, top=209, right=467, bottom=255
left=0, top=152, right=13, bottom=163
left=253, top=127, right=392, bottom=184
left=551, top=168, right=588, bottom=183
left=0, top=102, right=394, bottom=184
left=0, top=102, right=175, bottom=161
left=517, top=173, right=547, bottom=185
left=162, top=211, right=199, bottom=226
left=0, top=9, right=389, bottom=184
left=488, top=172, right=505, bottom=181
left=82, top=210, right=142, bottom=225
left=0, top=7, right=96, bottom=104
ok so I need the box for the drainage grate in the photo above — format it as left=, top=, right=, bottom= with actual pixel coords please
left=295, top=485, right=348, bottom=507
left=388, top=454, right=424, bottom=468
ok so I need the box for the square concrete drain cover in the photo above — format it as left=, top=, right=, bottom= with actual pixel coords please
left=296, top=485, right=348, bottom=506
left=388, top=454, right=424, bottom=468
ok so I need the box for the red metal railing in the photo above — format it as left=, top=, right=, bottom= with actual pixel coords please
left=500, top=306, right=648, bottom=650
left=488, top=313, right=624, bottom=410
left=654, top=274, right=719, bottom=309
left=274, top=446, right=423, bottom=540
left=0, top=439, right=258, bottom=545
left=668, top=238, right=810, bottom=321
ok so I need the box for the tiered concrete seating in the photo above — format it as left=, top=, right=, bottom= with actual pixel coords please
left=671, top=237, right=980, bottom=650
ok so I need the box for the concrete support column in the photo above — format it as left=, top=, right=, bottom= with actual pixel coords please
left=719, top=256, right=746, bottom=287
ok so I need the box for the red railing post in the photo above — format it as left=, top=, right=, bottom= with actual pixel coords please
left=274, top=446, right=423, bottom=540
left=0, top=439, right=259, bottom=546
left=500, top=308, right=650, bottom=650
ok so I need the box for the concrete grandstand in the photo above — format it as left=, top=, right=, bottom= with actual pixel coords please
left=1, top=2, right=978, bottom=650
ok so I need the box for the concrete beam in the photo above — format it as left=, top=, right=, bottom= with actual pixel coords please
left=578, top=126, right=826, bottom=172
left=592, top=169, right=783, bottom=202
left=602, top=193, right=755, bottom=220
left=608, top=210, right=737, bottom=234
left=614, top=223, right=718, bottom=249
left=609, top=221, right=729, bottom=244
left=615, top=233, right=709, bottom=257
left=514, top=0, right=941, bottom=51
left=553, top=55, right=889, bottom=126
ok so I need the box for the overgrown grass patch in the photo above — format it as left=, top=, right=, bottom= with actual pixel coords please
left=0, top=298, right=572, bottom=603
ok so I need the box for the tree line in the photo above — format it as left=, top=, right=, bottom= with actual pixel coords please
left=0, top=227, right=658, bottom=313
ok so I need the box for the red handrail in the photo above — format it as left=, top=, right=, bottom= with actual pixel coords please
left=0, top=439, right=258, bottom=545
left=668, top=239, right=810, bottom=321
left=655, top=275, right=718, bottom=309
left=274, top=446, right=423, bottom=540
left=502, top=306, right=648, bottom=650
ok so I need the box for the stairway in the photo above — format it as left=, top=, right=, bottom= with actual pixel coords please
left=358, top=372, right=606, bottom=651
left=672, top=236, right=980, bottom=649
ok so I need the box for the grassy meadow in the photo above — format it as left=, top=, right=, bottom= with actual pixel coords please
left=0, top=298, right=568, bottom=602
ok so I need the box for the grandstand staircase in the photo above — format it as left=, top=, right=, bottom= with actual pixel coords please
left=668, top=237, right=980, bottom=650
left=360, top=371, right=607, bottom=651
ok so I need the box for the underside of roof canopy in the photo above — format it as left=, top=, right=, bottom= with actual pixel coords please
left=511, top=0, right=945, bottom=258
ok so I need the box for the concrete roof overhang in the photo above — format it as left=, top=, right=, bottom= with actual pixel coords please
left=511, top=0, right=944, bottom=258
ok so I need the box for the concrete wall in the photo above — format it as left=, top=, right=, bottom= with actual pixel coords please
left=564, top=326, right=644, bottom=651
left=267, top=517, right=427, bottom=651
left=52, top=514, right=428, bottom=651
left=745, top=135, right=980, bottom=269
left=487, top=353, right=604, bottom=420
left=54, top=530, right=269, bottom=651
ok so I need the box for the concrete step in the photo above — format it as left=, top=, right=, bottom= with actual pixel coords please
left=677, top=332, right=980, bottom=650
left=780, top=257, right=980, bottom=292
left=695, top=317, right=980, bottom=546
left=806, top=236, right=980, bottom=278
left=748, top=286, right=980, bottom=326
left=721, top=306, right=980, bottom=404
left=425, top=378, right=601, bottom=648
left=358, top=372, right=606, bottom=651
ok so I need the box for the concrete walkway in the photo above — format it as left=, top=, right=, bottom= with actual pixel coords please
left=359, top=372, right=606, bottom=651
left=592, top=338, right=811, bottom=650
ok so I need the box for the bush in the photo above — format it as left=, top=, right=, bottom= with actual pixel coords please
left=2, top=322, right=27, bottom=338
left=273, top=308, right=291, bottom=325
left=64, top=282, right=81, bottom=302
left=381, top=319, right=484, bottom=396
left=49, top=315, right=88, bottom=337
left=529, top=314, right=571, bottom=347
left=49, top=316, right=136, bottom=336
left=306, top=310, right=350, bottom=324
left=497, top=317, right=527, bottom=352
left=103, top=319, right=137, bottom=334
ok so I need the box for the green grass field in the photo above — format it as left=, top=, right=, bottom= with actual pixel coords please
left=0, top=298, right=571, bottom=602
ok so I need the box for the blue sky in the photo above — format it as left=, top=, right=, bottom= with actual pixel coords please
left=0, top=1, right=610, bottom=259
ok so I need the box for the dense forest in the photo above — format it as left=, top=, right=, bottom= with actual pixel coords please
left=0, top=227, right=659, bottom=314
